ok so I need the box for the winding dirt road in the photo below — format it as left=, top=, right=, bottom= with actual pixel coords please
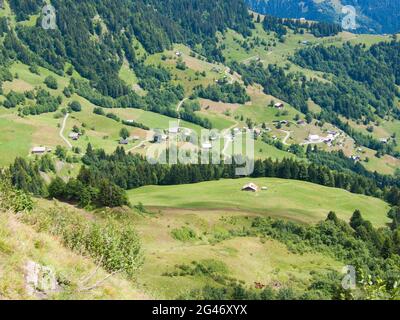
left=59, top=113, right=72, bottom=149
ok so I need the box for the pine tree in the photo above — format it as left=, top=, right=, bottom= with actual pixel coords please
left=326, top=211, right=339, bottom=224
left=350, top=210, right=363, bottom=230
left=381, top=238, right=394, bottom=259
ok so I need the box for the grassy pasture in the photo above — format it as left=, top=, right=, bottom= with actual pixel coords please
left=134, top=208, right=341, bottom=298
left=0, top=117, right=34, bottom=166
left=128, top=177, right=390, bottom=227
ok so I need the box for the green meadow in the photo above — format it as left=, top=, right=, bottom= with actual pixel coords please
left=0, top=117, right=34, bottom=166
left=128, top=177, right=390, bottom=227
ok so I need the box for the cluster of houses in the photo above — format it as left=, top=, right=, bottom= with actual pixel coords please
left=305, top=130, right=340, bottom=146
left=153, top=127, right=200, bottom=143
left=151, top=126, right=223, bottom=151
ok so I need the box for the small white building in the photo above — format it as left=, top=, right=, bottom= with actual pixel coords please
left=69, top=132, right=80, bottom=140
left=274, top=102, right=284, bottom=109
left=308, top=134, right=320, bottom=143
left=242, top=183, right=259, bottom=192
left=32, top=147, right=46, bottom=154
left=119, top=138, right=129, bottom=145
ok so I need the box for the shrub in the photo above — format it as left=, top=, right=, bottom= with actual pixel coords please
left=44, top=75, right=58, bottom=89
left=22, top=205, right=143, bottom=277
left=171, top=226, right=198, bottom=242
left=69, top=100, right=82, bottom=112
left=0, top=173, right=33, bottom=213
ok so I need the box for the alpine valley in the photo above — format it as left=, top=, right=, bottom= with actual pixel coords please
left=0, top=0, right=399, bottom=300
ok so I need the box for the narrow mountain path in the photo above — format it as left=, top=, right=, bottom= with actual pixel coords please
left=176, top=98, right=188, bottom=127
left=280, top=129, right=292, bottom=146
left=59, top=113, right=72, bottom=149
left=127, top=139, right=152, bottom=153
left=221, top=120, right=240, bottom=160
left=240, top=55, right=259, bottom=63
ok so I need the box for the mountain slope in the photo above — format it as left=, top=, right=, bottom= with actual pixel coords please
left=247, top=0, right=400, bottom=34
left=0, top=210, right=149, bottom=299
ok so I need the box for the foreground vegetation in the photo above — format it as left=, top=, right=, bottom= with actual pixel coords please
left=2, top=172, right=400, bottom=300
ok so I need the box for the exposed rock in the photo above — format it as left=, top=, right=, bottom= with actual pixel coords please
left=25, top=261, right=60, bottom=298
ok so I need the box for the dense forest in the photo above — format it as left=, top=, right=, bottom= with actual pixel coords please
left=231, top=61, right=309, bottom=114
left=11, top=0, right=253, bottom=97
left=292, top=41, right=400, bottom=119
left=262, top=14, right=342, bottom=40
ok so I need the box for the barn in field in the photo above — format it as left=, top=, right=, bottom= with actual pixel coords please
left=31, top=147, right=46, bottom=154
left=241, top=183, right=259, bottom=192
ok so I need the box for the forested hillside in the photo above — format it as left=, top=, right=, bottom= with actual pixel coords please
left=0, top=0, right=255, bottom=132
left=11, top=0, right=252, bottom=94
left=292, top=41, right=400, bottom=119
left=247, top=0, right=400, bottom=34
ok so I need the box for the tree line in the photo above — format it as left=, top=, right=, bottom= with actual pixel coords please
left=8, top=144, right=399, bottom=208
left=262, top=14, right=341, bottom=40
